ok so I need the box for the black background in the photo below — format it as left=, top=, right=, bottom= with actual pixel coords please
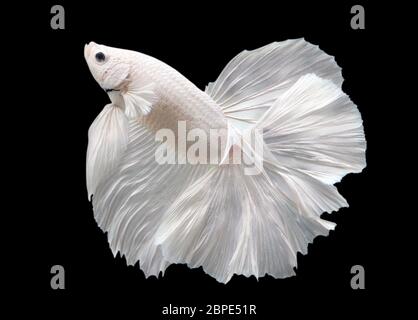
left=11, top=1, right=402, bottom=317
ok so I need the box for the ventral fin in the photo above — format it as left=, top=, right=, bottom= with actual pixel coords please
left=86, top=103, right=129, bottom=199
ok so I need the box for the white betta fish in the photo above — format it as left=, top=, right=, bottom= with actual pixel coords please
left=84, top=39, right=366, bottom=283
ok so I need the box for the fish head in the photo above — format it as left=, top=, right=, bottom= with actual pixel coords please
left=84, top=42, right=131, bottom=92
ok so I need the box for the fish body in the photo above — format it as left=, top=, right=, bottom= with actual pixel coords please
left=84, top=39, right=366, bottom=283
left=85, top=43, right=227, bottom=136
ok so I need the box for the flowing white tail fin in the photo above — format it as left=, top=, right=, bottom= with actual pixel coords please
left=156, top=73, right=365, bottom=283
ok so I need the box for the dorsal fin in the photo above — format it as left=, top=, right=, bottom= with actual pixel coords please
left=205, top=39, right=343, bottom=131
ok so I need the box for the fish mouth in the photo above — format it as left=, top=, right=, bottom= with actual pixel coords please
left=84, top=42, right=97, bottom=60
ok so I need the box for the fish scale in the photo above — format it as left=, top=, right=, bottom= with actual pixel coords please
left=130, top=52, right=228, bottom=136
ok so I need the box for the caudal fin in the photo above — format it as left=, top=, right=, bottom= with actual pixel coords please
left=257, top=73, right=366, bottom=185
left=156, top=73, right=365, bottom=283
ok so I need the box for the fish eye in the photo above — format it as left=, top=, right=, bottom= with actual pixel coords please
left=95, top=52, right=106, bottom=63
